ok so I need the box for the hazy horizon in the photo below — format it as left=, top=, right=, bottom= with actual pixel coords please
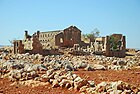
left=0, top=0, right=140, bottom=49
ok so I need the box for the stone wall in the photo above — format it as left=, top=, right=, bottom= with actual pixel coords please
left=23, top=38, right=33, bottom=50
left=93, top=37, right=105, bottom=52
left=38, top=31, right=61, bottom=49
left=32, top=34, right=43, bottom=54
left=55, top=26, right=82, bottom=48
left=55, top=32, right=64, bottom=47
left=13, top=40, right=24, bottom=54
left=63, top=26, right=81, bottom=47
left=105, top=34, right=126, bottom=58
left=23, top=31, right=33, bottom=50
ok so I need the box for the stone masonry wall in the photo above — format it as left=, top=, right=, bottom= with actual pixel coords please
left=13, top=40, right=24, bottom=54
left=38, top=31, right=60, bottom=49
left=105, top=34, right=126, bottom=58
left=63, top=26, right=81, bottom=47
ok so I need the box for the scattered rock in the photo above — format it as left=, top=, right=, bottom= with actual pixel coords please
left=117, top=60, right=127, bottom=66
left=93, top=64, right=106, bottom=70
left=88, top=80, right=95, bottom=87
left=52, top=79, right=59, bottom=88
left=74, top=79, right=89, bottom=90
left=84, top=64, right=94, bottom=71
left=79, top=86, right=88, bottom=92
left=0, top=52, right=140, bottom=93
left=65, top=64, right=74, bottom=71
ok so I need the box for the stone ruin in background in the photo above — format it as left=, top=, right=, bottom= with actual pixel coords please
left=105, top=34, right=126, bottom=57
left=13, top=26, right=84, bottom=55
left=92, top=34, right=126, bottom=58
left=13, top=26, right=126, bottom=57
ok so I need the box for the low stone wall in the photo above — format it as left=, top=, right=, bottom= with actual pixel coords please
left=106, top=50, right=125, bottom=58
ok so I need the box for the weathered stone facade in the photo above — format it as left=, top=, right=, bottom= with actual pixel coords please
left=13, top=40, right=24, bottom=54
left=55, top=26, right=81, bottom=47
left=105, top=34, right=126, bottom=57
left=92, top=34, right=126, bottom=57
left=94, top=37, right=105, bottom=52
left=38, top=31, right=61, bottom=49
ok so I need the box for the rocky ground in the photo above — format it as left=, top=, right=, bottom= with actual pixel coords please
left=0, top=51, right=140, bottom=94
left=0, top=78, right=79, bottom=94
left=0, top=69, right=140, bottom=94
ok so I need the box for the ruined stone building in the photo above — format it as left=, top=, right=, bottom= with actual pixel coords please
left=14, top=26, right=83, bottom=55
left=13, top=25, right=126, bottom=57
left=93, top=34, right=126, bottom=57
left=105, top=34, right=126, bottom=57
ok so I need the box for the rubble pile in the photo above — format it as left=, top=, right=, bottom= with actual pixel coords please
left=0, top=53, right=140, bottom=93
left=1, top=52, right=140, bottom=71
left=135, top=51, right=140, bottom=58
left=92, top=55, right=140, bottom=70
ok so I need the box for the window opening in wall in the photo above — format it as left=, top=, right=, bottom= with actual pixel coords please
left=17, top=42, right=18, bottom=46
left=60, top=38, right=63, bottom=43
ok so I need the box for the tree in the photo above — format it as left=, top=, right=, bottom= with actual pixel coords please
left=83, top=28, right=100, bottom=42
left=92, top=28, right=100, bottom=38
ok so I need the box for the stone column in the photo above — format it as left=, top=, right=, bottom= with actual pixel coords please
left=122, top=36, right=126, bottom=57
left=25, top=31, right=28, bottom=38
left=105, top=36, right=110, bottom=56
left=37, top=31, right=40, bottom=37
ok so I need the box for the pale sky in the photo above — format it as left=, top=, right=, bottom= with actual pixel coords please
left=0, top=0, right=140, bottom=49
